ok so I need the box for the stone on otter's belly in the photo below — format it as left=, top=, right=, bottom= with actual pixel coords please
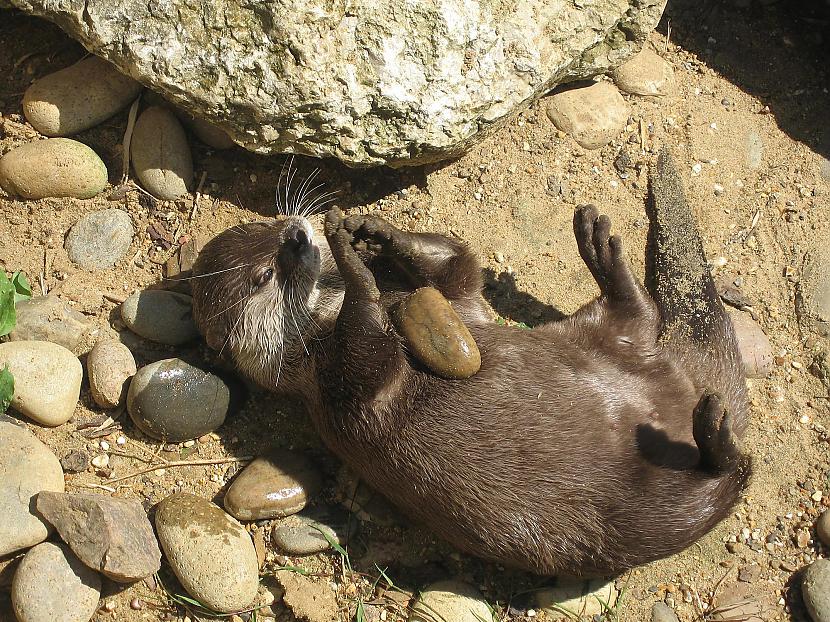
left=393, top=287, right=481, bottom=379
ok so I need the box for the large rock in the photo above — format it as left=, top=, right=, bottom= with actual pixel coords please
left=7, top=0, right=667, bottom=166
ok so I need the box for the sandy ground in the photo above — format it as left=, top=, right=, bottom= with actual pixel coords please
left=1, top=0, right=829, bottom=620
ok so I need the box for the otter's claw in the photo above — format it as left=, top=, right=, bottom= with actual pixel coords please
left=324, top=207, right=380, bottom=301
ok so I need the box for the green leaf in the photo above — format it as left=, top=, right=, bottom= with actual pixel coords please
left=11, top=271, right=32, bottom=304
left=0, top=365, right=13, bottom=414
left=0, top=273, right=15, bottom=337
left=355, top=599, right=366, bottom=622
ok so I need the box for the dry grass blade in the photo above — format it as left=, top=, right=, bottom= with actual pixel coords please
left=105, top=456, right=254, bottom=484
left=122, top=95, right=142, bottom=182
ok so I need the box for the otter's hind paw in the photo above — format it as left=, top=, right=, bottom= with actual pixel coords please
left=693, top=391, right=741, bottom=474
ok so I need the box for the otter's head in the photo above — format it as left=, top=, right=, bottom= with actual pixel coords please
left=191, top=215, right=342, bottom=391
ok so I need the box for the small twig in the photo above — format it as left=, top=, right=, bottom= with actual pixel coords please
left=106, top=456, right=254, bottom=484
left=122, top=95, right=142, bottom=183
left=190, top=171, right=207, bottom=222
left=75, top=482, right=117, bottom=493
left=665, top=20, right=671, bottom=54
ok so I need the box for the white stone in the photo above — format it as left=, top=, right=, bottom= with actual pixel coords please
left=612, top=47, right=675, bottom=97
left=546, top=81, right=630, bottom=150
left=409, top=580, right=491, bottom=622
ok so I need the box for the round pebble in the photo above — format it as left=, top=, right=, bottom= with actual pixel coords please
left=817, top=511, right=830, bottom=548
left=11, top=542, right=101, bottom=622
left=803, top=559, right=830, bottom=622
left=612, top=47, right=676, bottom=97
left=120, top=289, right=199, bottom=345
left=8, top=295, right=94, bottom=354
left=65, top=208, right=134, bottom=270
left=797, top=240, right=830, bottom=338
left=0, top=415, right=65, bottom=556
left=545, top=81, right=630, bottom=150
left=271, top=508, right=358, bottom=555
left=409, top=580, right=491, bottom=622
left=0, top=341, right=82, bottom=426
left=131, top=106, right=193, bottom=200
left=0, top=138, right=108, bottom=199
left=181, top=113, right=236, bottom=150
left=155, top=493, right=259, bottom=613
left=127, top=358, right=229, bottom=442
left=87, top=339, right=137, bottom=409
left=535, top=579, right=617, bottom=617
left=652, top=602, right=680, bottom=622
left=728, top=309, right=773, bottom=378
left=22, top=55, right=143, bottom=137
left=224, top=448, right=323, bottom=521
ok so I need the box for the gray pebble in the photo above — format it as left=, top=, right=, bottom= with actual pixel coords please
left=409, top=580, right=491, bottom=622
left=65, top=208, right=134, bottom=270
left=652, top=602, right=680, bottom=622
left=817, top=511, right=830, bottom=548
left=11, top=542, right=101, bottom=622
left=271, top=507, right=358, bottom=555
left=59, top=450, right=89, bottom=474
left=803, top=559, right=830, bottom=622
left=120, top=289, right=198, bottom=345
left=127, top=358, right=229, bottom=442
left=535, top=579, right=617, bottom=618
left=87, top=339, right=136, bottom=409
left=9, top=295, right=94, bottom=354
left=131, top=106, right=193, bottom=200
left=745, top=130, right=764, bottom=169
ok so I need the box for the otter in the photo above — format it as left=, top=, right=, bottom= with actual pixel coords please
left=191, top=149, right=751, bottom=577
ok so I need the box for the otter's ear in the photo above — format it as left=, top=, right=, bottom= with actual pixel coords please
left=203, top=325, right=229, bottom=353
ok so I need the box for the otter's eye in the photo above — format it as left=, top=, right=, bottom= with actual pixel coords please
left=255, top=268, right=274, bottom=287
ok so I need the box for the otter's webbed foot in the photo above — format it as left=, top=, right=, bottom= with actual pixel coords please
left=693, top=391, right=741, bottom=474
left=574, top=205, right=644, bottom=306
left=325, top=208, right=380, bottom=301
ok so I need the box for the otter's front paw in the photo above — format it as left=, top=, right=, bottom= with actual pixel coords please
left=342, top=214, right=401, bottom=254
left=324, top=208, right=380, bottom=300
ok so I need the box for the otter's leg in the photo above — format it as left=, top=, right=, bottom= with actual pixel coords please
left=342, top=214, right=483, bottom=302
left=692, top=392, right=741, bottom=474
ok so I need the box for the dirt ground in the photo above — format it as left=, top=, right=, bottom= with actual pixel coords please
left=1, top=0, right=829, bottom=620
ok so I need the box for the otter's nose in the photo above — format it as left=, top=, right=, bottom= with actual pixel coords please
left=284, top=222, right=310, bottom=250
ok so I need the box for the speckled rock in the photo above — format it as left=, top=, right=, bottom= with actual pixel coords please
left=546, top=81, right=630, bottom=150
left=155, top=493, right=258, bottom=613
left=0, top=415, right=65, bottom=556
left=37, top=491, right=161, bottom=582
left=120, top=290, right=198, bottom=345
left=87, top=339, right=136, bottom=409
left=65, top=208, right=134, bottom=270
left=817, top=511, right=830, bottom=547
left=0, top=341, right=82, bottom=426
left=535, top=579, right=618, bottom=618
left=612, top=47, right=675, bottom=96
left=803, top=559, right=830, bottom=622
left=409, top=580, right=491, bottom=622
left=11, top=542, right=101, bottom=622
left=224, top=448, right=323, bottom=521
left=652, top=602, right=680, bottom=622
left=0, top=138, right=108, bottom=199
left=127, top=358, right=229, bottom=442
left=8, top=295, right=94, bottom=354
left=728, top=309, right=773, bottom=379
left=271, top=508, right=358, bottom=556
left=22, top=55, right=143, bottom=137
left=131, top=106, right=193, bottom=200
left=797, top=240, right=830, bottom=338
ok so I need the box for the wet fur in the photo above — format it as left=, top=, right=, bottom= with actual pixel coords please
left=191, top=149, right=750, bottom=577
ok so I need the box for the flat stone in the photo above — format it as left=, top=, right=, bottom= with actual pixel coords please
left=0, top=416, right=65, bottom=556
left=797, top=240, right=830, bottom=338
left=59, top=449, right=89, bottom=474
left=652, top=602, right=680, bottom=622
left=65, top=208, right=134, bottom=270
left=409, top=580, right=491, bottom=622
left=23, top=55, right=143, bottom=137
left=224, top=448, right=323, bottom=521
left=276, top=572, right=338, bottom=622
left=8, top=295, right=94, bottom=354
left=155, top=493, right=259, bottom=613
left=746, top=130, right=764, bottom=169
left=271, top=507, right=358, bottom=556
left=817, top=511, right=830, bottom=547
left=612, top=47, right=675, bottom=97
left=546, top=81, right=630, bottom=150
left=127, top=358, right=229, bottom=442
left=120, top=289, right=198, bottom=345
left=728, top=309, right=773, bottom=378
left=36, top=491, right=161, bottom=582
left=535, top=579, right=618, bottom=618
left=131, top=106, right=193, bottom=200
left=11, top=542, right=101, bottom=622
left=87, top=339, right=136, bottom=409
left=0, top=341, right=82, bottom=426
left=803, top=559, right=830, bottom=622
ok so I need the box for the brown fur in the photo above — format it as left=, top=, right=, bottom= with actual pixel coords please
left=191, top=149, right=750, bottom=577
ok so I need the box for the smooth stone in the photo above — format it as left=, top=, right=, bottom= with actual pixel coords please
left=155, top=493, right=258, bottom=613
left=0, top=138, right=108, bottom=199
left=65, top=208, right=134, bottom=270
left=37, top=491, right=161, bottom=582
left=276, top=572, right=338, bottom=622
left=22, top=55, right=143, bottom=137
left=181, top=113, right=236, bottom=150
left=546, top=81, right=630, bottom=150
left=271, top=507, right=358, bottom=556
left=131, top=106, right=193, bottom=200
left=0, top=416, right=65, bottom=556
left=728, top=309, right=773, bottom=378
left=0, top=341, right=82, bottom=426
left=11, top=542, right=101, bottom=622
left=120, top=289, right=198, bottom=345
left=746, top=130, right=764, bottom=169
left=87, top=340, right=137, bottom=409
left=652, top=602, right=680, bottom=622
left=797, top=241, right=830, bottom=338
left=817, top=511, right=830, bottom=547
left=394, top=287, right=481, bottom=379
left=803, top=559, right=830, bottom=622
left=224, top=448, right=323, bottom=521
left=409, top=580, right=491, bottom=622
left=535, top=579, right=618, bottom=618
left=9, top=295, right=94, bottom=353
left=612, top=47, right=675, bottom=97
left=127, top=358, right=229, bottom=442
